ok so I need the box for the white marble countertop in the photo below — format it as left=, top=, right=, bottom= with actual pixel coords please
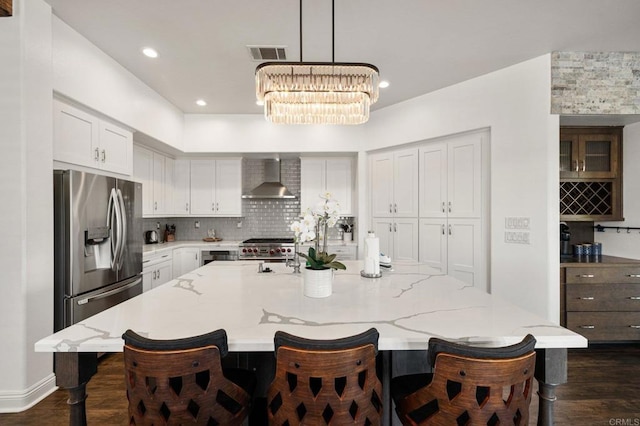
left=35, top=261, right=587, bottom=353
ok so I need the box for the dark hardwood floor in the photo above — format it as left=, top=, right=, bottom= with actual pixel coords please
left=1, top=344, right=639, bottom=425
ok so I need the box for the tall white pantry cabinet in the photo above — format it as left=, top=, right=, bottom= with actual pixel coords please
left=370, top=130, right=486, bottom=289
left=370, top=148, right=420, bottom=262
left=419, top=131, right=485, bottom=290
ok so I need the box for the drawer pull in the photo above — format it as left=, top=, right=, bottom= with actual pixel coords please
left=627, top=274, right=640, bottom=278
left=576, top=274, right=595, bottom=278
left=629, top=296, right=640, bottom=300
left=630, top=325, right=640, bottom=329
left=579, top=325, right=595, bottom=329
left=577, top=297, right=594, bottom=300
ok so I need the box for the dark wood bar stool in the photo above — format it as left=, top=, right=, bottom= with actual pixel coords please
left=391, top=334, right=536, bottom=426
left=267, top=328, right=383, bottom=425
left=123, top=329, right=256, bottom=425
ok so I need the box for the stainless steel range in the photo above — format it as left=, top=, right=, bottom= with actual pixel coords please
left=238, top=238, right=295, bottom=261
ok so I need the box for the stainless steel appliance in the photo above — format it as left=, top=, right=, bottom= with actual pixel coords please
left=201, top=250, right=237, bottom=264
left=238, top=238, right=295, bottom=261
left=144, top=230, right=158, bottom=244
left=54, top=170, right=143, bottom=331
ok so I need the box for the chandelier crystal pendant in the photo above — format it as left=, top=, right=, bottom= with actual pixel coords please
left=255, top=0, right=380, bottom=125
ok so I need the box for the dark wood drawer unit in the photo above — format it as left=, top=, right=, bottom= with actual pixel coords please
left=561, top=263, right=640, bottom=342
left=566, top=283, right=640, bottom=311
left=567, top=312, right=640, bottom=342
left=565, top=267, right=640, bottom=284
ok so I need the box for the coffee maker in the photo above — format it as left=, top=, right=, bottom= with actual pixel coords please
left=560, top=222, right=571, bottom=255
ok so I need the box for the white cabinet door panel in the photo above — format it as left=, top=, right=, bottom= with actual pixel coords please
left=419, top=143, right=447, bottom=218
left=152, top=153, right=166, bottom=215
left=173, top=159, right=191, bottom=214
left=447, top=218, right=481, bottom=287
left=325, top=159, right=353, bottom=215
left=133, top=146, right=154, bottom=216
left=419, top=218, right=447, bottom=273
left=99, top=121, right=132, bottom=175
left=372, top=218, right=393, bottom=259
left=300, top=159, right=325, bottom=212
left=214, top=159, right=242, bottom=216
left=394, top=218, right=419, bottom=262
left=448, top=135, right=481, bottom=218
left=190, top=159, right=216, bottom=215
left=53, top=100, right=100, bottom=168
left=370, top=153, right=394, bottom=217
left=393, top=149, right=419, bottom=217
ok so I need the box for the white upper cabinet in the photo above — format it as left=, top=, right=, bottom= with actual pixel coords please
left=172, top=159, right=191, bottom=215
left=133, top=146, right=173, bottom=217
left=370, top=148, right=419, bottom=218
left=301, top=158, right=353, bottom=215
left=420, top=135, right=481, bottom=218
left=190, top=159, right=242, bottom=217
left=53, top=99, right=132, bottom=175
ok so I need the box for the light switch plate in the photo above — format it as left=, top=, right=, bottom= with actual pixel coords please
left=504, top=231, right=530, bottom=244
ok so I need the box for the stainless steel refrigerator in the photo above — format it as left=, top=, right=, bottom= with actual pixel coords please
left=54, top=170, right=143, bottom=331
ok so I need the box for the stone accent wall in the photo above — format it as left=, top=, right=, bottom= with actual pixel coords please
left=551, top=51, right=640, bottom=114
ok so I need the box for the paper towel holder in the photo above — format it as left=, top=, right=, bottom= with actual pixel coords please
left=360, top=270, right=382, bottom=278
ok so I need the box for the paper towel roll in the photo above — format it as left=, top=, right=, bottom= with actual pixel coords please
left=364, top=232, right=380, bottom=275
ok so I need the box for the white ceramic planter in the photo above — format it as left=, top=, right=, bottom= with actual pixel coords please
left=303, top=267, right=333, bottom=298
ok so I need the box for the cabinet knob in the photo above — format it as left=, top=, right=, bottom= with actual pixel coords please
left=394, top=203, right=397, bottom=213
left=577, top=274, right=595, bottom=278
left=441, top=224, right=445, bottom=235
left=94, top=148, right=100, bottom=161
left=389, top=204, right=393, bottom=213
left=577, top=297, right=594, bottom=300
left=101, top=149, right=106, bottom=163
left=448, top=201, right=452, bottom=213
left=441, top=202, right=445, bottom=213
left=578, top=325, right=595, bottom=329
left=448, top=224, right=452, bottom=235
left=186, top=203, right=189, bottom=211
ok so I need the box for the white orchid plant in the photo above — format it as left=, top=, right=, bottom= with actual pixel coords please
left=290, top=193, right=346, bottom=271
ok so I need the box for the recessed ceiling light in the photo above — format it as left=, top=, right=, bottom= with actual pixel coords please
left=196, top=99, right=207, bottom=106
left=256, top=100, right=264, bottom=106
left=379, top=80, right=390, bottom=89
left=142, top=47, right=158, bottom=58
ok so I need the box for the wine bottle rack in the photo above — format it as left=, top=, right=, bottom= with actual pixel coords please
left=560, top=181, right=614, bottom=217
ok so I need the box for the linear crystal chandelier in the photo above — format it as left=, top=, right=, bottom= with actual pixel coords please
left=255, top=0, right=379, bottom=125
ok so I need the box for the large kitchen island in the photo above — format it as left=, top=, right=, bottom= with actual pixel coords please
left=35, top=260, right=587, bottom=425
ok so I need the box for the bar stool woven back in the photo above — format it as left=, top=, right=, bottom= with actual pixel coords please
left=267, top=328, right=383, bottom=425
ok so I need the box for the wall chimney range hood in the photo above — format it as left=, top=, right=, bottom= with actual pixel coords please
left=242, top=159, right=296, bottom=199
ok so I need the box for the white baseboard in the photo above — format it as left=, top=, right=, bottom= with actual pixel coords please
left=0, top=373, right=57, bottom=413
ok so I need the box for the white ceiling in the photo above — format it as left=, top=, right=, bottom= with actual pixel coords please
left=44, top=0, right=640, bottom=115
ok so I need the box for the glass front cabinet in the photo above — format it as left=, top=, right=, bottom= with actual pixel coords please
left=560, top=127, right=623, bottom=221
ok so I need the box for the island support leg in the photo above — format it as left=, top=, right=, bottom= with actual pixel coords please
left=534, top=348, right=567, bottom=426
left=54, top=352, right=98, bottom=426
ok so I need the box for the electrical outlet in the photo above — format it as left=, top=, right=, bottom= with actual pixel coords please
left=195, top=221, right=200, bottom=229
left=237, top=221, right=243, bottom=228
left=156, top=222, right=160, bottom=229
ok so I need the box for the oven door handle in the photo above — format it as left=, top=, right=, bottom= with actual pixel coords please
left=77, top=278, right=142, bottom=305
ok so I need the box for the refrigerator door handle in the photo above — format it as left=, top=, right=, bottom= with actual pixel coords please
left=116, top=188, right=127, bottom=269
left=107, top=188, right=123, bottom=270
left=77, top=277, right=142, bottom=305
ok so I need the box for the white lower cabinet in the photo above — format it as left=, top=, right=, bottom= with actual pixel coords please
left=328, top=245, right=357, bottom=260
left=142, top=252, right=173, bottom=292
left=172, top=247, right=201, bottom=278
left=372, top=218, right=419, bottom=262
left=419, top=218, right=481, bottom=287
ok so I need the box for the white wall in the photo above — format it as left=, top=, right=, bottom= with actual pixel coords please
left=594, top=122, right=640, bottom=258
left=183, top=114, right=363, bottom=152
left=52, top=16, right=184, bottom=150
left=364, top=55, right=560, bottom=322
left=0, top=0, right=56, bottom=411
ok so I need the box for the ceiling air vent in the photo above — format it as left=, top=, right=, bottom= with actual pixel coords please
left=247, top=46, right=287, bottom=61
